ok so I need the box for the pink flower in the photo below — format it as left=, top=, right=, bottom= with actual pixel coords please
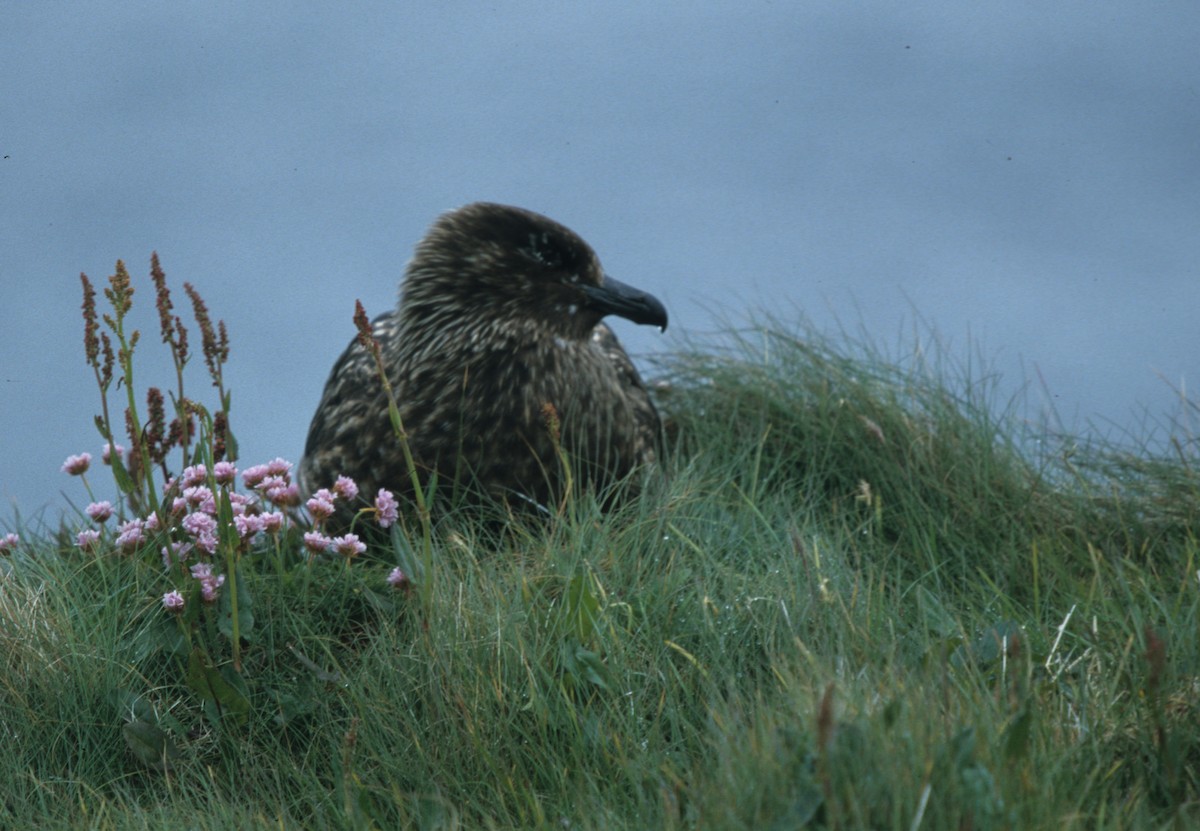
left=182, top=512, right=216, bottom=538
left=62, top=453, right=92, bottom=475
left=190, top=562, right=225, bottom=603
left=213, top=461, right=237, bottom=486
left=102, top=442, right=125, bottom=464
left=332, top=533, right=366, bottom=558
left=303, top=531, right=330, bottom=554
left=199, top=574, right=225, bottom=603
left=86, top=501, right=114, bottom=523
left=306, top=492, right=336, bottom=522
left=144, top=512, right=161, bottom=533
left=190, top=561, right=216, bottom=579
left=387, top=567, right=411, bottom=590
left=234, top=513, right=265, bottom=539
left=183, top=486, right=216, bottom=513
left=161, top=541, right=193, bottom=569
left=266, top=481, right=300, bottom=507
left=181, top=464, right=208, bottom=488
left=264, top=457, right=293, bottom=477
left=227, top=492, right=253, bottom=515
left=0, top=533, right=18, bottom=554
left=76, top=528, right=101, bottom=551
left=193, top=530, right=218, bottom=555
left=261, top=511, right=284, bottom=534
left=162, top=590, right=186, bottom=612
left=333, top=475, right=359, bottom=502
left=375, top=489, right=398, bottom=528
left=241, top=463, right=269, bottom=489
left=115, top=519, right=146, bottom=552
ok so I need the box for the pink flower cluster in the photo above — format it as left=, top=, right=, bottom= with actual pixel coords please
left=150, top=460, right=298, bottom=609
left=59, top=451, right=293, bottom=608
left=241, top=458, right=300, bottom=507
left=189, top=561, right=226, bottom=603
left=301, top=474, right=398, bottom=559
left=0, top=533, right=19, bottom=555
left=61, top=448, right=408, bottom=606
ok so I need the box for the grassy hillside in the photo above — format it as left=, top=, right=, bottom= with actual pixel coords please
left=2, top=311, right=1198, bottom=829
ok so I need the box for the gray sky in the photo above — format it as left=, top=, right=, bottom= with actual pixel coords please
left=3, top=2, right=1198, bottom=523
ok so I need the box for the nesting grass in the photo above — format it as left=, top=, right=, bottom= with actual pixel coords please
left=3, top=317, right=1199, bottom=829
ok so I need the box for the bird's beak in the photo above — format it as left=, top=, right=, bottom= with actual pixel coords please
left=583, top=275, right=669, bottom=332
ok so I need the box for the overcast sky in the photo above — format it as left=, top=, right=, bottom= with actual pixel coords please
left=3, top=2, right=1198, bottom=524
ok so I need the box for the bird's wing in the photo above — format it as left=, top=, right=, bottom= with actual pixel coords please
left=300, top=311, right=398, bottom=493
left=591, top=323, right=664, bottom=464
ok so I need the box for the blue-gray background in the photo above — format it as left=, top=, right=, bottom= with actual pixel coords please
left=3, top=2, right=1198, bottom=522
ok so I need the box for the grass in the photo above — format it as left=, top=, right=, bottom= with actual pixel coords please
left=3, top=312, right=1199, bottom=829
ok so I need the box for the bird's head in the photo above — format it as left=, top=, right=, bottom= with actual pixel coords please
left=400, top=202, right=668, bottom=342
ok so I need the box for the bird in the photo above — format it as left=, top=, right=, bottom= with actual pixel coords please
left=299, top=202, right=668, bottom=513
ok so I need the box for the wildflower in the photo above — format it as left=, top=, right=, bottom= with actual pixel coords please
left=181, top=464, right=208, bottom=488
left=115, top=519, right=146, bottom=552
left=333, top=475, right=359, bottom=501
left=181, top=512, right=216, bottom=538
left=183, top=485, right=216, bottom=513
left=241, top=463, right=269, bottom=489
left=190, top=561, right=225, bottom=603
left=332, top=533, right=366, bottom=558
left=266, top=482, right=300, bottom=507
left=387, top=567, right=411, bottom=590
left=86, top=501, right=114, bottom=523
left=102, top=443, right=124, bottom=464
left=375, top=488, right=398, bottom=528
left=213, top=460, right=237, bottom=486
left=62, top=453, right=92, bottom=475
left=261, top=511, right=284, bottom=534
left=303, top=531, right=330, bottom=554
left=162, top=590, right=186, bottom=612
left=260, top=474, right=287, bottom=493
left=144, top=512, right=161, bottom=533
left=76, top=529, right=102, bottom=552
left=170, top=497, right=189, bottom=516
left=264, top=457, right=293, bottom=477
left=234, top=513, right=265, bottom=540
left=194, top=531, right=218, bottom=555
left=306, top=492, right=336, bottom=522
left=190, top=561, right=215, bottom=579
left=199, top=573, right=225, bottom=603
left=161, top=541, right=193, bottom=569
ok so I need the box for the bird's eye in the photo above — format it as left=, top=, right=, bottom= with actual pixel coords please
left=520, top=232, right=568, bottom=270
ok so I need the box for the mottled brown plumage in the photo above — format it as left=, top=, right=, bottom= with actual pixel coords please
left=300, top=202, right=668, bottom=511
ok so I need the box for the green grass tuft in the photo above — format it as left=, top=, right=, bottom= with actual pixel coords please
left=3, top=317, right=1198, bottom=829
